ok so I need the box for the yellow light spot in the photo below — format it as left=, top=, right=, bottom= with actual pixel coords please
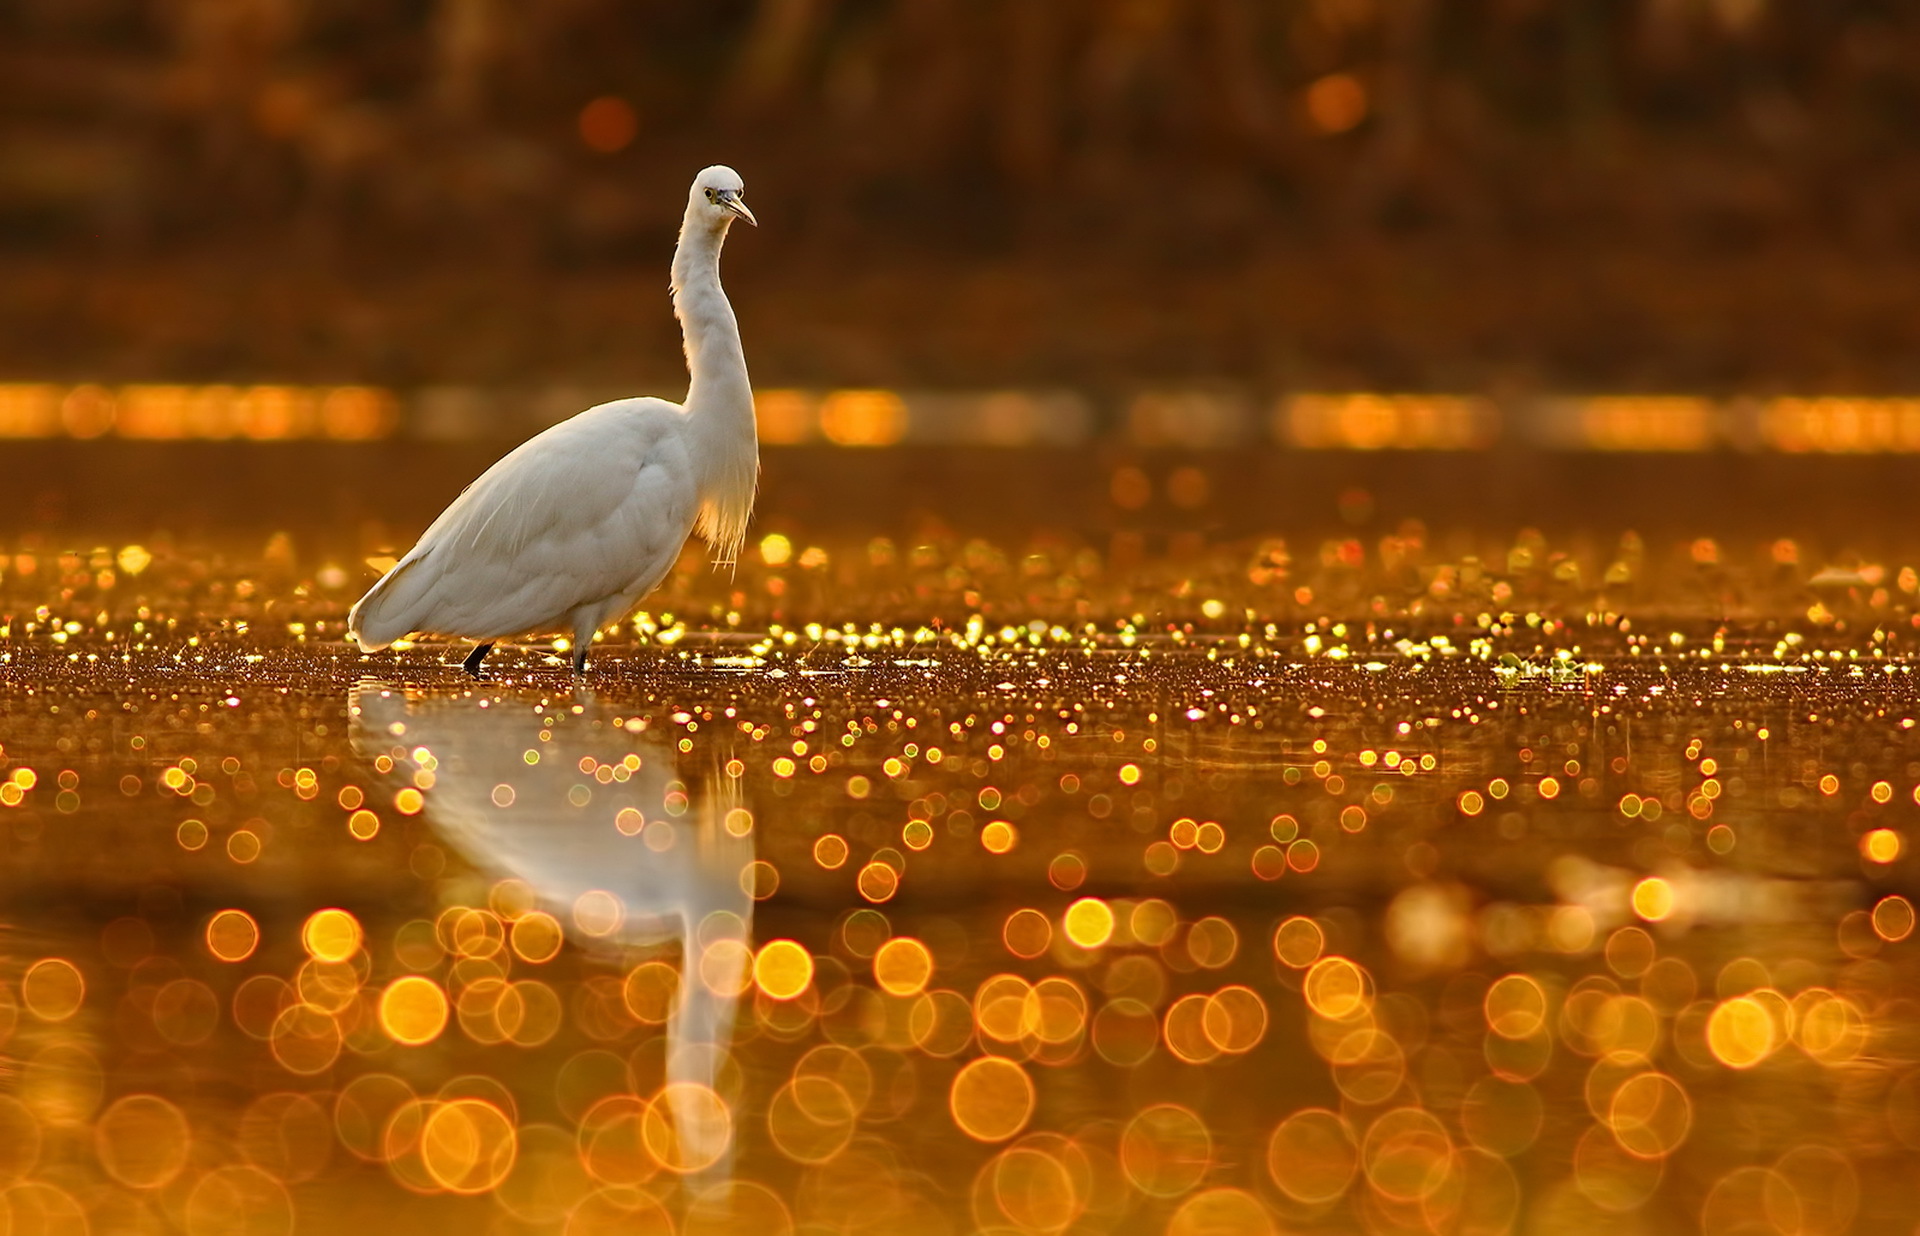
left=981, top=821, right=1018, bottom=854
left=1820, top=774, right=1840, bottom=796
left=379, top=976, right=450, bottom=1046
left=1873, top=780, right=1894, bottom=803
left=1863, top=829, right=1902, bottom=863
left=205, top=910, right=260, bottom=962
left=949, top=1057, right=1034, bottom=1142
left=301, top=909, right=362, bottom=962
left=395, top=788, right=424, bottom=815
left=873, top=937, right=934, bottom=996
left=1631, top=877, right=1676, bottom=922
left=1063, top=898, right=1115, bottom=949
left=347, top=809, right=379, bottom=839
left=1118, top=763, right=1141, bottom=786
left=639, top=1082, right=732, bottom=1174
left=1457, top=790, right=1484, bottom=816
left=753, top=940, right=815, bottom=1000
left=1705, top=996, right=1776, bottom=1068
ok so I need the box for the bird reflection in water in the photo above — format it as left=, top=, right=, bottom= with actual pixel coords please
left=348, top=681, right=752, bottom=1186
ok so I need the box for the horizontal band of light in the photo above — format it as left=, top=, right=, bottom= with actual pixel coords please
left=8, top=382, right=1920, bottom=452
left=0, top=384, right=398, bottom=441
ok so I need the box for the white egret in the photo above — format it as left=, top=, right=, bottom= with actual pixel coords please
left=348, top=165, right=760, bottom=675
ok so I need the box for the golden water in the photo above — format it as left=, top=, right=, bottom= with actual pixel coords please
left=0, top=523, right=1916, bottom=1234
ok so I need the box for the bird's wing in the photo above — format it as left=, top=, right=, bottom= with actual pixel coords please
left=350, top=399, right=697, bottom=647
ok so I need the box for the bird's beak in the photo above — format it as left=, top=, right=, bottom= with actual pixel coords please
left=722, top=194, right=757, bottom=226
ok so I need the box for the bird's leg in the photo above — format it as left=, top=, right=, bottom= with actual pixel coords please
left=462, top=642, right=495, bottom=678
left=572, top=643, right=589, bottom=675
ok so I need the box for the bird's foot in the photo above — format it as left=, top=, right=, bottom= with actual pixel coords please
left=462, top=642, right=495, bottom=679
left=571, top=645, right=589, bottom=676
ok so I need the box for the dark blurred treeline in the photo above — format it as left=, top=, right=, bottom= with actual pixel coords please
left=7, top=0, right=1920, bottom=393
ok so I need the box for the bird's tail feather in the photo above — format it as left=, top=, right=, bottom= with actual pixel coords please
left=347, top=556, right=431, bottom=651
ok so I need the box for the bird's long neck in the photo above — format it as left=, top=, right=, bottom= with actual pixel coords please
left=671, top=212, right=758, bottom=567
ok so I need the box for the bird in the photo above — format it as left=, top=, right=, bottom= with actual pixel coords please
left=348, top=165, right=760, bottom=676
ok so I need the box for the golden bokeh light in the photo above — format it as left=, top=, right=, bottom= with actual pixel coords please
left=301, top=908, right=363, bottom=962
left=1120, top=1104, right=1212, bottom=1197
left=420, top=1099, right=518, bottom=1194
left=856, top=861, right=899, bottom=903
left=184, top=1165, right=294, bottom=1236
left=1162, top=993, right=1220, bottom=1065
left=753, top=940, right=815, bottom=1000
left=1873, top=895, right=1915, bottom=942
left=1707, top=996, right=1777, bottom=1069
left=1361, top=1107, right=1454, bottom=1204
left=94, top=1094, right=191, bottom=1189
left=1303, top=956, right=1369, bottom=1019
left=1062, top=897, right=1115, bottom=948
left=768, top=1076, right=856, bottom=1165
left=1002, top=908, right=1052, bottom=959
left=1166, top=1188, right=1275, bottom=1236
left=379, top=976, right=450, bottom=1046
left=622, top=961, right=680, bottom=1024
left=509, top=910, right=564, bottom=963
left=20, top=959, right=84, bottom=1022
left=640, top=1083, right=732, bottom=1174
left=1631, top=877, right=1676, bottom=922
left=1200, top=986, right=1268, bottom=1054
left=205, top=910, right=261, bottom=962
left=1608, top=1072, right=1693, bottom=1158
left=873, top=936, right=934, bottom=996
left=1862, top=828, right=1902, bottom=863
left=1484, top=973, right=1548, bottom=1039
left=1273, top=916, right=1325, bottom=968
left=950, top=1057, right=1035, bottom=1142
left=1266, top=1108, right=1358, bottom=1204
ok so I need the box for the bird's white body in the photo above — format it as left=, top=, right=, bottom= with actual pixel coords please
left=348, top=165, right=759, bottom=671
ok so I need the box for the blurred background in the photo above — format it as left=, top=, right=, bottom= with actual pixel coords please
left=7, top=0, right=1920, bottom=538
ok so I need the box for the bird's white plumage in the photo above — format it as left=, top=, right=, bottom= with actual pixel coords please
left=349, top=165, right=759, bottom=668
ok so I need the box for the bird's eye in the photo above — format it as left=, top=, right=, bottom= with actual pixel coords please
left=705, top=188, right=716, bottom=202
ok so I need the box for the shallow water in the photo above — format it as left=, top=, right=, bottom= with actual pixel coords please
left=1, top=514, right=1918, bottom=1235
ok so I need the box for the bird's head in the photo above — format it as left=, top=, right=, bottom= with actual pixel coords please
left=690, top=165, right=755, bottom=228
